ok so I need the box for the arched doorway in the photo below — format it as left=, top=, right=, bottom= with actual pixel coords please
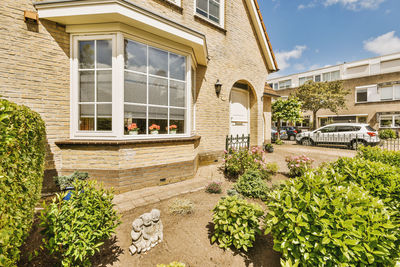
left=230, top=82, right=250, bottom=136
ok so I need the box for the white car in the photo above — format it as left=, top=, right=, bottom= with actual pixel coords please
left=296, top=123, right=380, bottom=149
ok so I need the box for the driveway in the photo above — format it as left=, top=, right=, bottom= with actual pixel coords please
left=265, top=141, right=357, bottom=173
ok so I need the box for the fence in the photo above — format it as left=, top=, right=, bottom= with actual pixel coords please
left=296, top=132, right=400, bottom=150
left=226, top=134, right=250, bottom=151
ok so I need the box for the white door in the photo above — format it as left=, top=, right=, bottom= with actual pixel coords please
left=230, top=89, right=249, bottom=136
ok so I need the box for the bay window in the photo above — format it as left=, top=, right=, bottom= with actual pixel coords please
left=73, top=34, right=191, bottom=139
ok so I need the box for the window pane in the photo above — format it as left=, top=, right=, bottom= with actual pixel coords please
left=170, top=80, right=185, bottom=107
left=124, top=40, right=147, bottom=73
left=299, top=77, right=306, bottom=86
left=149, top=107, right=168, bottom=134
left=380, top=116, right=393, bottom=127
left=124, top=105, right=146, bottom=135
left=170, top=108, right=185, bottom=134
left=331, top=71, right=340, bottom=81
left=79, top=41, right=94, bottom=69
left=209, top=0, right=220, bottom=22
left=96, top=40, right=112, bottom=68
left=79, top=104, right=94, bottom=131
left=394, top=116, right=400, bottom=127
left=394, top=85, right=400, bottom=99
left=149, top=77, right=168, bottom=106
left=357, top=89, right=368, bottom=102
left=322, top=72, right=330, bottom=81
left=314, top=75, right=321, bottom=82
left=149, top=47, right=168, bottom=77
left=97, top=104, right=112, bottom=131
left=380, top=87, right=393, bottom=100
left=79, top=71, right=94, bottom=102
left=169, top=54, right=186, bottom=81
left=125, top=72, right=147, bottom=104
left=97, top=70, right=112, bottom=102
left=197, top=0, right=208, bottom=12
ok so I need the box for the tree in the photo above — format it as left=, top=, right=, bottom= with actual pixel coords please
left=272, top=97, right=302, bottom=140
left=292, top=80, right=349, bottom=130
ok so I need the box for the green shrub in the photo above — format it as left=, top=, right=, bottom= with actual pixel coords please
left=265, top=172, right=400, bottom=266
left=54, top=171, right=89, bottom=190
left=0, top=99, right=46, bottom=266
left=205, top=181, right=222, bottom=194
left=234, top=169, right=269, bottom=200
left=212, top=196, right=264, bottom=251
left=157, top=261, right=186, bottom=267
left=357, top=145, right=400, bottom=168
left=39, top=180, right=120, bottom=267
left=224, top=147, right=274, bottom=179
left=275, top=139, right=284, bottom=145
left=327, top=157, right=400, bottom=217
left=379, top=129, right=397, bottom=140
left=285, top=155, right=314, bottom=177
left=168, top=198, right=194, bottom=215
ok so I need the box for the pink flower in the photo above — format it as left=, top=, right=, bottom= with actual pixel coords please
left=295, top=164, right=300, bottom=168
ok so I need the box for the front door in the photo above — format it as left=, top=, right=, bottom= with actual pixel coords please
left=230, top=88, right=249, bottom=136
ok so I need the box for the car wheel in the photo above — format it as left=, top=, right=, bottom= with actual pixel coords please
left=301, top=138, right=313, bottom=146
left=351, top=140, right=366, bottom=150
left=289, top=135, right=295, bottom=141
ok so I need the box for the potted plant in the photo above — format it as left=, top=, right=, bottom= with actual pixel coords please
left=149, top=124, right=160, bottom=134
left=264, top=143, right=274, bottom=153
left=168, top=124, right=178, bottom=134
left=128, top=123, right=139, bottom=135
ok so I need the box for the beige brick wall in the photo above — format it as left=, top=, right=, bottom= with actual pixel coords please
left=1, top=0, right=272, bottom=191
left=274, top=72, right=400, bottom=129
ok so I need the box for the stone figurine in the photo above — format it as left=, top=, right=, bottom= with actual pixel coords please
left=129, top=209, right=163, bottom=255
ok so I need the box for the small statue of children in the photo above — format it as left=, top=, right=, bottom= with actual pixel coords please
left=150, top=209, right=163, bottom=246
left=129, top=218, right=144, bottom=255
left=140, top=213, right=153, bottom=252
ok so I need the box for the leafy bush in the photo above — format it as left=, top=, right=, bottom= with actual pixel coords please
left=227, top=188, right=240, bottom=197
left=205, top=181, right=222, bottom=194
left=54, top=171, right=89, bottom=190
left=224, top=147, right=274, bottom=179
left=0, top=99, right=46, bottom=266
left=39, top=180, right=120, bottom=267
left=275, top=139, right=284, bottom=145
left=357, top=145, right=400, bottom=168
left=157, top=261, right=186, bottom=267
left=265, top=172, right=400, bottom=266
left=168, top=198, right=194, bottom=215
left=285, top=155, right=314, bottom=177
left=212, top=196, right=263, bottom=251
left=327, top=157, right=400, bottom=217
left=379, top=129, right=397, bottom=140
left=234, top=169, right=269, bottom=200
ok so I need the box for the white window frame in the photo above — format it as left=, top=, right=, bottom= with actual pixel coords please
left=380, top=115, right=400, bottom=128
left=355, top=88, right=368, bottom=103
left=71, top=33, right=193, bottom=140
left=195, top=0, right=225, bottom=28
left=278, top=79, right=291, bottom=89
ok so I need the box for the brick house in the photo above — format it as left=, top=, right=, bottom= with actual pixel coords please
left=268, top=53, right=400, bottom=133
left=0, top=0, right=278, bottom=193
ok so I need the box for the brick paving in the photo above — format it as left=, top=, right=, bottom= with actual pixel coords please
left=113, top=164, right=225, bottom=214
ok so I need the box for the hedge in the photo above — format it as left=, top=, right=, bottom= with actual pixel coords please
left=0, top=99, right=46, bottom=266
left=357, top=145, right=400, bottom=168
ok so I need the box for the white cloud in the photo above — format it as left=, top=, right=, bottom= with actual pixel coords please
left=294, top=63, right=306, bottom=71
left=298, top=1, right=316, bottom=10
left=324, top=0, right=385, bottom=10
left=275, top=45, right=307, bottom=71
left=364, top=31, right=400, bottom=55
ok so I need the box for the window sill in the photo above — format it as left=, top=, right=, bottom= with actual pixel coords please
left=55, top=135, right=201, bottom=146
left=355, top=99, right=400, bottom=104
left=194, top=14, right=226, bottom=34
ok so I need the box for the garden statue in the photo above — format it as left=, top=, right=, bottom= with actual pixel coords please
left=129, top=209, right=163, bottom=255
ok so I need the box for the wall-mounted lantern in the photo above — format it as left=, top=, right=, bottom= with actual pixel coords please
left=215, top=79, right=222, bottom=96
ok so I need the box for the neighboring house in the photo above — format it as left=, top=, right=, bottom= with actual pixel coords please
left=268, top=52, right=400, bottom=133
left=0, top=0, right=278, bottom=193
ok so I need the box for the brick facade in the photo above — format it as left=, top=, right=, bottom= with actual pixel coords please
left=1, top=0, right=275, bottom=193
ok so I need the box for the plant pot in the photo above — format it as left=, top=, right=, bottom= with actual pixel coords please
left=129, top=130, right=139, bottom=135
left=170, top=130, right=177, bottom=134
left=150, top=130, right=159, bottom=135
left=267, top=147, right=274, bottom=153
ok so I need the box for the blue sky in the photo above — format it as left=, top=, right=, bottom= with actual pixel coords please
left=259, top=0, right=400, bottom=78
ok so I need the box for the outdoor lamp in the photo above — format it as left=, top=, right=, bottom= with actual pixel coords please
left=215, top=79, right=222, bottom=96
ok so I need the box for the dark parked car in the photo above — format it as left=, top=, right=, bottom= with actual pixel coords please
left=281, top=126, right=299, bottom=141
left=271, top=127, right=288, bottom=141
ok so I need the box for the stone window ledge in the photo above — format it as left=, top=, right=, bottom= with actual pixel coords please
left=55, top=135, right=201, bottom=146
left=194, top=15, right=227, bottom=34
